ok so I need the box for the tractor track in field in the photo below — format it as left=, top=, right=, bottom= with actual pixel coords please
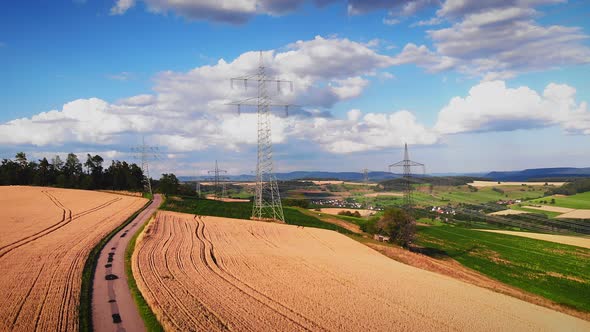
left=0, top=191, right=121, bottom=259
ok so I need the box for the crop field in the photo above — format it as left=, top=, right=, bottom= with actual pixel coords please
left=161, top=196, right=353, bottom=234
left=529, top=192, right=590, bottom=209
left=478, top=230, right=590, bottom=249
left=415, top=225, right=590, bottom=312
left=557, top=209, right=590, bottom=219
left=319, top=208, right=375, bottom=217
left=489, top=209, right=529, bottom=216
left=132, top=211, right=590, bottom=331
left=0, top=186, right=147, bottom=331
left=468, top=181, right=566, bottom=187
left=354, top=185, right=546, bottom=209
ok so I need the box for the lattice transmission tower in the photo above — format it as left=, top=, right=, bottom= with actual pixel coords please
left=228, top=52, right=295, bottom=222
left=388, top=143, right=425, bottom=209
left=361, top=168, right=371, bottom=208
left=208, top=160, right=228, bottom=199
left=131, top=136, right=160, bottom=196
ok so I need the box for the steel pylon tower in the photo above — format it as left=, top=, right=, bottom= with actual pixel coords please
left=208, top=160, right=228, bottom=199
left=361, top=168, right=371, bottom=208
left=131, top=136, right=160, bottom=196
left=388, top=143, right=425, bottom=209
left=229, top=52, right=294, bottom=222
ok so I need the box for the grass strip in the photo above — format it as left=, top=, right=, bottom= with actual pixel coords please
left=125, top=216, right=164, bottom=331
left=79, top=198, right=152, bottom=332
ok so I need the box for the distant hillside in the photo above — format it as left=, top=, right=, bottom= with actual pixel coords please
left=178, top=167, right=590, bottom=183
left=180, top=171, right=400, bottom=182
left=486, top=167, right=590, bottom=181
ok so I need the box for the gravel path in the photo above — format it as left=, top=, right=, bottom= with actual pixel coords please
left=92, top=194, right=162, bottom=332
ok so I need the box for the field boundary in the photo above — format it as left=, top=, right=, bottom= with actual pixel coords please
left=125, top=215, right=164, bottom=331
left=79, top=197, right=152, bottom=332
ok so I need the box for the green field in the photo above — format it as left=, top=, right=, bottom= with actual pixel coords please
left=415, top=225, right=590, bottom=311
left=529, top=192, right=590, bottom=209
left=352, top=185, right=546, bottom=209
left=162, top=196, right=353, bottom=234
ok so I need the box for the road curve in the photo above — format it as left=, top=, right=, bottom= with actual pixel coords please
left=92, top=194, right=162, bottom=332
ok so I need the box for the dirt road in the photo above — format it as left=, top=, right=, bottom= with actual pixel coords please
left=92, top=194, right=162, bottom=332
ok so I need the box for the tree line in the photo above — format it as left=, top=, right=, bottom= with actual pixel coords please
left=0, top=152, right=146, bottom=191
left=546, top=178, right=590, bottom=195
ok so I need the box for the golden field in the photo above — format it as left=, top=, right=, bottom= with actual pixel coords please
left=133, top=211, right=590, bottom=331
left=0, top=186, right=146, bottom=331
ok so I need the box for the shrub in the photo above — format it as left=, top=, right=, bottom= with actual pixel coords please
left=337, top=210, right=362, bottom=218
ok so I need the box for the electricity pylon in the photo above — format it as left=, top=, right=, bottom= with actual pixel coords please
left=361, top=168, right=371, bottom=208
left=208, top=160, right=228, bottom=199
left=388, top=143, right=425, bottom=209
left=131, top=136, right=160, bottom=196
left=228, top=51, right=294, bottom=222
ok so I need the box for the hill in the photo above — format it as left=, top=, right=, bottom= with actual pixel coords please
left=132, top=211, right=590, bottom=331
left=180, top=171, right=400, bottom=182
left=486, top=167, right=590, bottom=181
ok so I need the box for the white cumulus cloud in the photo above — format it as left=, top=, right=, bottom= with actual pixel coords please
left=294, top=109, right=439, bottom=154
left=435, top=80, right=590, bottom=134
left=393, top=0, right=590, bottom=78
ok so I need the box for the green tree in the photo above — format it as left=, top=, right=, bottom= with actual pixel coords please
left=159, top=173, right=179, bottom=197
left=38, top=158, right=50, bottom=186
left=14, top=152, right=31, bottom=184
left=377, top=208, right=416, bottom=248
left=63, top=153, right=83, bottom=187
left=84, top=154, right=104, bottom=189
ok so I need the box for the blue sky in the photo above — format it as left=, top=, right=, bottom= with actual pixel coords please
left=1, top=0, right=589, bottom=176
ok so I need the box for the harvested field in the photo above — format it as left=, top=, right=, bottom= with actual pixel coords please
left=343, top=181, right=377, bottom=186
left=309, top=180, right=343, bottom=185
left=319, top=208, right=375, bottom=217
left=363, top=192, right=403, bottom=197
left=133, top=211, right=590, bottom=331
left=479, top=230, right=590, bottom=249
left=468, top=180, right=566, bottom=187
left=489, top=209, right=529, bottom=216
left=0, top=186, right=147, bottom=332
left=205, top=195, right=250, bottom=202
left=523, top=205, right=575, bottom=213
left=556, top=209, right=590, bottom=219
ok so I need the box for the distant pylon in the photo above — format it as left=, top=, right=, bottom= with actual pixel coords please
left=131, top=136, right=160, bottom=196
left=388, top=143, right=425, bottom=209
left=208, top=160, right=228, bottom=199
left=228, top=51, right=295, bottom=222
left=362, top=168, right=370, bottom=208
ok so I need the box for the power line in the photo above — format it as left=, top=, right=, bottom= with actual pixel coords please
left=388, top=143, right=425, bottom=209
left=131, top=136, right=160, bottom=196
left=361, top=168, right=371, bottom=209
left=228, top=51, right=295, bottom=222
left=208, top=160, right=228, bottom=199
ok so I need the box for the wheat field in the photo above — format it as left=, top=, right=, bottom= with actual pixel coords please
left=133, top=210, right=590, bottom=331
left=0, top=186, right=147, bottom=331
